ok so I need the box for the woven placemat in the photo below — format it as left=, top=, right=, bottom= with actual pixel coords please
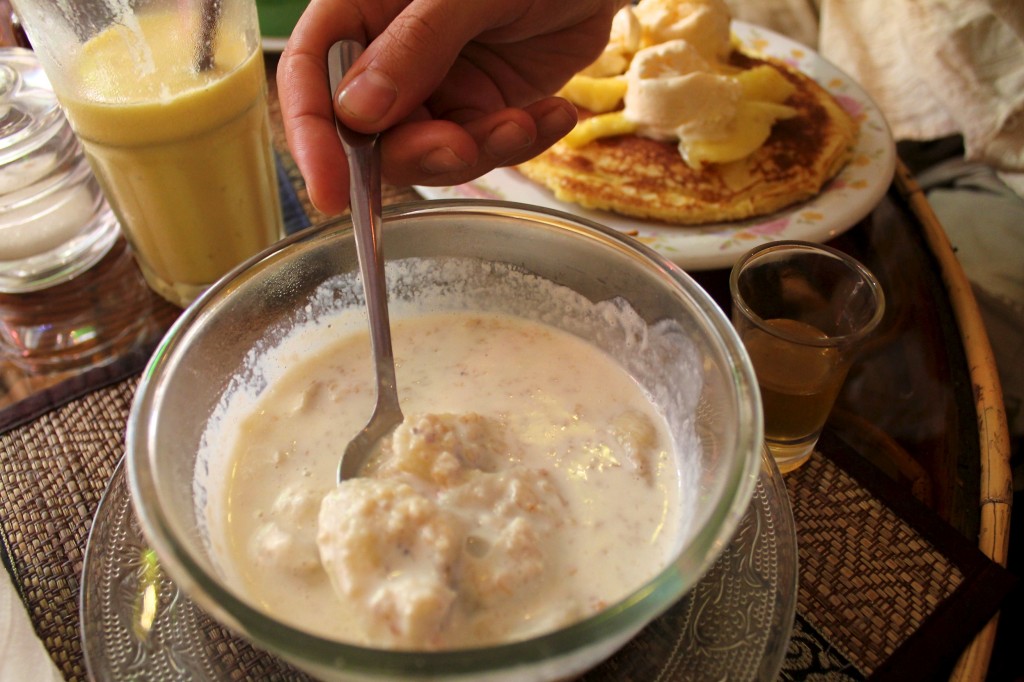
left=1, top=377, right=137, bottom=680
left=0, top=375, right=1014, bottom=681
left=786, top=432, right=1017, bottom=681
left=785, top=453, right=962, bottom=676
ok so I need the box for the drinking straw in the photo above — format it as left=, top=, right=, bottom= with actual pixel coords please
left=194, top=0, right=222, bottom=71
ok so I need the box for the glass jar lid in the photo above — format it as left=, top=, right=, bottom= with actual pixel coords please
left=0, top=46, right=66, bottom=169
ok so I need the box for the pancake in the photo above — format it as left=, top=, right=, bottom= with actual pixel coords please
left=517, top=51, right=857, bottom=225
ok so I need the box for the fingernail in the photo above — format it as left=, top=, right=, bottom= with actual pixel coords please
left=420, top=147, right=470, bottom=174
left=485, top=121, right=532, bottom=160
left=536, top=106, right=577, bottom=139
left=338, top=69, right=398, bottom=123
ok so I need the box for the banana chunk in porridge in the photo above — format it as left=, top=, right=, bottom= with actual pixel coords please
left=319, top=414, right=568, bottom=649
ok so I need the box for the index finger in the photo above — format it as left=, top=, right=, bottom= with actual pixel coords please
left=276, top=0, right=381, bottom=214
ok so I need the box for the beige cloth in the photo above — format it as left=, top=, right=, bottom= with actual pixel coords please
left=723, top=0, right=822, bottom=48
left=1, top=569, right=64, bottom=681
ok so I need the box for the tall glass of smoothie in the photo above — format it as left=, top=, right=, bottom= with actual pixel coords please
left=10, top=0, right=284, bottom=307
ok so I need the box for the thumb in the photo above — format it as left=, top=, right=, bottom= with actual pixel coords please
left=335, top=0, right=513, bottom=132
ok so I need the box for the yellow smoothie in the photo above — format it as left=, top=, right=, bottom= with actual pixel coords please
left=57, top=10, right=283, bottom=307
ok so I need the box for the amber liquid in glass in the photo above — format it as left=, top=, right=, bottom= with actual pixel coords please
left=742, top=318, right=846, bottom=468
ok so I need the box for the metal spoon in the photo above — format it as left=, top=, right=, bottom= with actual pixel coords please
left=328, top=40, right=403, bottom=482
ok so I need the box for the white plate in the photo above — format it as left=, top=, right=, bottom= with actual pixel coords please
left=262, top=36, right=288, bottom=53
left=415, top=21, right=896, bottom=271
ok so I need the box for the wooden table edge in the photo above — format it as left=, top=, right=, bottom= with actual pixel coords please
left=893, top=160, right=1014, bottom=682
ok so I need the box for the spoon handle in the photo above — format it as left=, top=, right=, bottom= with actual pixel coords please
left=329, top=41, right=400, bottom=416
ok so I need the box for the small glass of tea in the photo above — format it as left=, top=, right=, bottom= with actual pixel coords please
left=730, top=241, right=885, bottom=473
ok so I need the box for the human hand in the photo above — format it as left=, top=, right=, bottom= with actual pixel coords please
left=277, top=0, right=624, bottom=214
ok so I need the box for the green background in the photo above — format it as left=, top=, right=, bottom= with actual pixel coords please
left=256, top=0, right=307, bottom=38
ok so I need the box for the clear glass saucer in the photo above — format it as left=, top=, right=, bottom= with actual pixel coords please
left=80, top=446, right=796, bottom=681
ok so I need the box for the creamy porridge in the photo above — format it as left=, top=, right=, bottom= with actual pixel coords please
left=210, top=311, right=684, bottom=650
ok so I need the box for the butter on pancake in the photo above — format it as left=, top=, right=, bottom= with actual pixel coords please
left=517, top=0, right=856, bottom=225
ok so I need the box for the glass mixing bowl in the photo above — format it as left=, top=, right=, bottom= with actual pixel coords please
left=127, top=200, right=762, bottom=681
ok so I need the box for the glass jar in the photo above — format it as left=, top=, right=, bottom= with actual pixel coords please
left=0, top=46, right=119, bottom=293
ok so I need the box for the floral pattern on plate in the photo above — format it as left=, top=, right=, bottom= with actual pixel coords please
left=415, top=21, right=896, bottom=271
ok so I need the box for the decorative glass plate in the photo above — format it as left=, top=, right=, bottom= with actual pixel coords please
left=80, top=446, right=796, bottom=681
left=415, top=21, right=896, bottom=271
